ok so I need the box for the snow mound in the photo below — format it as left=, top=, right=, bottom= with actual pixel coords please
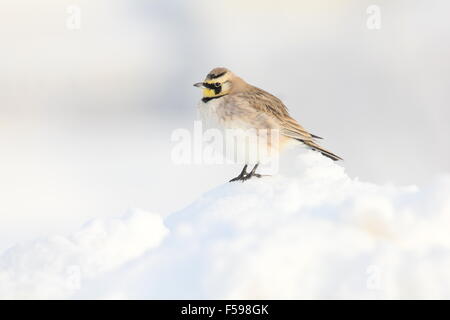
left=135, top=152, right=450, bottom=299
left=1, top=152, right=450, bottom=299
left=0, top=209, right=168, bottom=299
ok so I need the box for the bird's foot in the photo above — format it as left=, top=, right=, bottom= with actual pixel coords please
left=229, top=165, right=248, bottom=182
left=230, top=172, right=262, bottom=182
left=229, top=175, right=245, bottom=182
left=230, top=164, right=265, bottom=182
left=241, top=172, right=262, bottom=181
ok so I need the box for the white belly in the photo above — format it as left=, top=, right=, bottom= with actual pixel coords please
left=197, top=99, right=280, bottom=166
left=198, top=99, right=255, bottom=131
left=198, top=99, right=225, bottom=130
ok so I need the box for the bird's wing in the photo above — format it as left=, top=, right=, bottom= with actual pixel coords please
left=235, top=86, right=343, bottom=161
left=237, top=86, right=316, bottom=141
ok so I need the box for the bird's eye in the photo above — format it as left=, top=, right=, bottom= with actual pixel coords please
left=214, top=82, right=221, bottom=87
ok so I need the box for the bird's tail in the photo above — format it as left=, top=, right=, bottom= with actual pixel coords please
left=298, top=139, right=343, bottom=161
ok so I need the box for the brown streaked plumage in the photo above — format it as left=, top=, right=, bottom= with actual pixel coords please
left=194, top=67, right=342, bottom=182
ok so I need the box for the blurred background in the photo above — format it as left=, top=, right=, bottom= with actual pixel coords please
left=1, top=0, right=449, bottom=251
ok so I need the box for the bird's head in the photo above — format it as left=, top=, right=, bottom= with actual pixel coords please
left=193, top=67, right=235, bottom=99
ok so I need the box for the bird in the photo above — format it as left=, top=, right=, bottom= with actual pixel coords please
left=193, top=67, right=342, bottom=182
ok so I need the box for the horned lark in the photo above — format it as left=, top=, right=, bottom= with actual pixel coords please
left=194, top=67, right=342, bottom=182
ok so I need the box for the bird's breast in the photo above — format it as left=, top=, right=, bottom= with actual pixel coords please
left=197, top=98, right=281, bottom=165
left=198, top=98, right=229, bottom=130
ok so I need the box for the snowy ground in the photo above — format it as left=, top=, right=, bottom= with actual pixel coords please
left=1, top=151, right=449, bottom=299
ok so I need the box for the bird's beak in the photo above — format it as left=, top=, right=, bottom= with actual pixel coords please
left=193, top=82, right=204, bottom=88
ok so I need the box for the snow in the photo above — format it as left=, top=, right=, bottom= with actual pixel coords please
left=0, top=209, right=168, bottom=299
left=1, top=151, right=450, bottom=299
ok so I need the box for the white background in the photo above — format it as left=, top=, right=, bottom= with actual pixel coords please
left=1, top=0, right=449, bottom=254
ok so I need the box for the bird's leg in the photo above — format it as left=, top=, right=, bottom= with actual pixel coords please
left=242, top=163, right=262, bottom=181
left=229, top=164, right=249, bottom=182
